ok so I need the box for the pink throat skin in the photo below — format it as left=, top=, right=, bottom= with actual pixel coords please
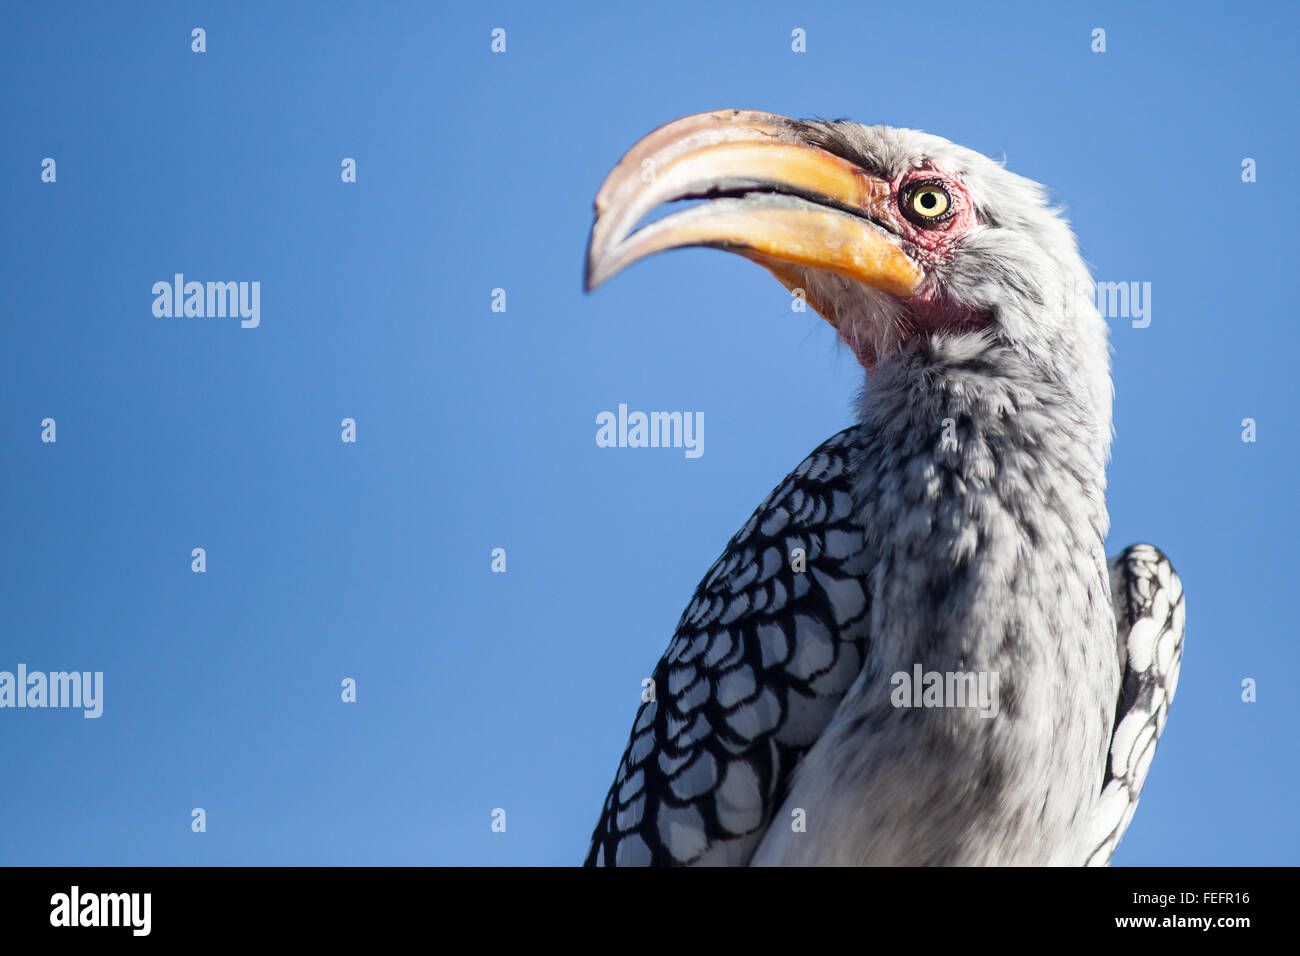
left=843, top=304, right=991, bottom=371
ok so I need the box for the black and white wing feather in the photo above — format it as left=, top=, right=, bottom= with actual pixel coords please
left=585, top=427, right=873, bottom=866
left=1085, top=543, right=1186, bottom=866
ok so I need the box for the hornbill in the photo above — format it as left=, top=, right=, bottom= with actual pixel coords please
left=581, top=110, right=1185, bottom=866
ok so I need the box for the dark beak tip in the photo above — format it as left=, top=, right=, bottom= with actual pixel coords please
left=583, top=232, right=608, bottom=292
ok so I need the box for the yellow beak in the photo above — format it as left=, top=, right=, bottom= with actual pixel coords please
left=584, top=110, right=924, bottom=324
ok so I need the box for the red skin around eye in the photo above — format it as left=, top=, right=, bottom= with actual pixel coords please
left=891, top=167, right=979, bottom=256
left=888, top=167, right=988, bottom=337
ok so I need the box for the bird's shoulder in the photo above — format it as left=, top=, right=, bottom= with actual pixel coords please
left=586, top=426, right=875, bottom=866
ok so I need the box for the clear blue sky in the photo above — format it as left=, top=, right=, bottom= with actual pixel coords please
left=1, top=0, right=1295, bottom=865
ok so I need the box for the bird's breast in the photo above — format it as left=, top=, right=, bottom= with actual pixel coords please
left=755, top=349, right=1118, bottom=865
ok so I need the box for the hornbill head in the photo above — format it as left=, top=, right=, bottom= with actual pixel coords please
left=585, top=110, right=1111, bottom=452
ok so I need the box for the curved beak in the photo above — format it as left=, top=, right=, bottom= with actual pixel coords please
left=584, top=110, right=923, bottom=325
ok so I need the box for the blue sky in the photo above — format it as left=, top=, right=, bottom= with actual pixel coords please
left=1, top=0, right=1295, bottom=865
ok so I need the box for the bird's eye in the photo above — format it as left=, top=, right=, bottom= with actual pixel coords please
left=901, top=181, right=954, bottom=226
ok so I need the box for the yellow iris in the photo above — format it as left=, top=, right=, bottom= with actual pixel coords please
left=910, top=185, right=950, bottom=218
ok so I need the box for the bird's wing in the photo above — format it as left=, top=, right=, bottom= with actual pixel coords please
left=586, top=426, right=873, bottom=866
left=1084, top=543, right=1186, bottom=866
